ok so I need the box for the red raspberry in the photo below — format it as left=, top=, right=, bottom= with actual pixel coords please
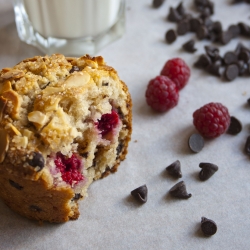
left=145, top=75, right=179, bottom=112
left=160, top=58, right=190, bottom=90
left=193, top=102, right=230, bottom=138
left=96, top=110, right=119, bottom=136
left=54, top=152, right=84, bottom=186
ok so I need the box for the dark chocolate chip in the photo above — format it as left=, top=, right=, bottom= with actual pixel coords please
left=131, top=185, right=148, bottom=203
left=188, top=133, right=204, bottom=153
left=227, top=116, right=242, bottom=135
left=81, top=152, right=89, bottom=158
left=238, top=51, right=250, bottom=63
left=169, top=181, right=191, bottom=199
left=196, top=25, right=209, bottom=39
left=117, top=106, right=125, bottom=120
left=207, top=1, right=214, bottom=14
left=72, top=193, right=83, bottom=201
left=202, top=16, right=213, bottom=28
left=238, top=22, right=250, bottom=36
left=176, top=2, right=186, bottom=16
left=228, top=24, right=241, bottom=38
left=244, top=135, right=250, bottom=155
left=30, top=205, right=42, bottom=212
left=177, top=19, right=190, bottom=35
left=199, top=162, right=218, bottom=181
left=199, top=7, right=212, bottom=18
left=9, top=179, right=23, bottom=190
left=223, top=51, right=238, bottom=65
left=166, top=160, right=182, bottom=178
left=102, top=82, right=109, bottom=86
left=220, top=30, right=232, bottom=45
left=116, top=141, right=124, bottom=155
left=69, top=66, right=80, bottom=73
left=247, top=98, right=250, bottom=106
left=236, top=60, right=248, bottom=75
left=234, top=42, right=250, bottom=56
left=207, top=61, right=221, bottom=76
left=194, top=54, right=212, bottom=68
left=224, top=64, right=239, bottom=81
left=167, top=7, right=182, bottom=22
left=211, top=21, right=222, bottom=35
left=201, top=217, right=217, bottom=236
left=182, top=39, right=197, bottom=53
left=204, top=45, right=220, bottom=62
left=28, top=152, right=45, bottom=172
left=189, top=18, right=202, bottom=32
left=152, top=0, right=165, bottom=8
left=165, top=29, right=177, bottom=44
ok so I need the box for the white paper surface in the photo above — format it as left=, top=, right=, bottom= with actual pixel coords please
left=0, top=1, right=250, bottom=249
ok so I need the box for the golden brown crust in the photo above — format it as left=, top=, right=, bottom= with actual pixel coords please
left=0, top=54, right=132, bottom=222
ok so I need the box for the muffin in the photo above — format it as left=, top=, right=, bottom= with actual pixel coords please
left=0, top=54, right=132, bottom=222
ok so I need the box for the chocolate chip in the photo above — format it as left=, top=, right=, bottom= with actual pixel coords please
left=238, top=51, right=250, bottom=63
left=199, top=7, right=212, bottom=18
left=194, top=54, right=212, bottom=68
left=28, top=152, right=45, bottom=172
left=202, top=16, right=213, bottom=28
left=196, top=25, right=209, bottom=39
left=211, top=21, right=222, bottom=35
left=201, top=217, right=217, bottom=236
left=169, top=181, right=192, bottom=199
left=244, top=135, right=250, bottom=155
left=189, top=18, right=201, bottom=32
left=224, top=64, right=239, bottom=81
left=207, top=61, right=221, bottom=76
left=9, top=179, right=23, bottom=190
left=188, top=133, right=204, bottom=153
left=166, top=160, right=182, bottom=178
left=234, top=42, right=250, bottom=56
left=238, top=22, right=250, bottom=36
left=131, top=185, right=148, bottom=203
left=247, top=98, right=250, bottom=106
left=102, top=82, right=109, bottom=86
left=199, top=162, right=218, bottom=181
left=176, top=2, right=186, bottom=16
left=182, top=39, right=197, bottom=53
left=69, top=66, right=80, bottom=73
left=81, top=152, right=89, bottom=158
left=167, top=7, right=182, bottom=22
left=177, top=19, right=190, bottom=35
left=205, top=45, right=220, bottom=62
left=116, top=141, right=124, bottom=155
left=165, top=29, right=177, bottom=44
left=236, top=60, right=248, bottom=75
left=220, top=30, right=232, bottom=45
left=223, top=51, right=238, bottom=65
left=30, top=205, right=42, bottom=212
left=227, top=116, right=242, bottom=135
left=72, top=193, right=82, bottom=201
left=228, top=24, right=241, bottom=38
left=152, top=0, right=165, bottom=8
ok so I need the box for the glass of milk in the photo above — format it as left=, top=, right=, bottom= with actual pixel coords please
left=12, top=0, right=125, bottom=56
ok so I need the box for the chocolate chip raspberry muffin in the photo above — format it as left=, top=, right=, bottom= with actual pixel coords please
left=0, top=54, right=132, bottom=223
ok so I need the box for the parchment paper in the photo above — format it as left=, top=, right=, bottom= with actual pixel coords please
left=0, top=0, right=250, bottom=249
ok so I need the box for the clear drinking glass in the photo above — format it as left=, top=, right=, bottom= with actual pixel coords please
left=12, top=0, right=126, bottom=56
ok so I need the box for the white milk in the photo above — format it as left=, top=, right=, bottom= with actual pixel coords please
left=23, top=0, right=121, bottom=39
